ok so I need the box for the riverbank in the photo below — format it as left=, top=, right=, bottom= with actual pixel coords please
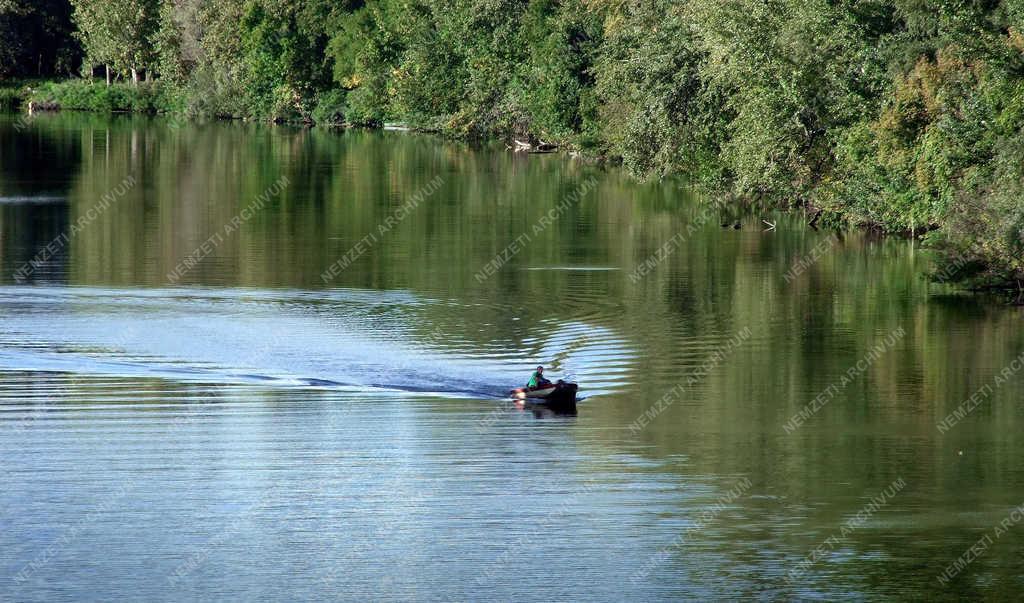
left=14, top=79, right=348, bottom=126
left=21, top=80, right=181, bottom=114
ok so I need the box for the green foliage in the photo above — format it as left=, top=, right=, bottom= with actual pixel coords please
left=311, top=88, right=349, bottom=125
left=27, top=79, right=182, bottom=113
left=594, top=0, right=717, bottom=179
left=519, top=1, right=603, bottom=143
left=829, top=20, right=1024, bottom=286
left=151, top=0, right=338, bottom=122
left=326, top=1, right=405, bottom=125
left=153, top=0, right=195, bottom=87
left=70, top=0, right=160, bottom=80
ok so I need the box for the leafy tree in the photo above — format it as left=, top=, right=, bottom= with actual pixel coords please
left=71, top=0, right=160, bottom=83
left=594, top=0, right=717, bottom=179
left=518, top=0, right=603, bottom=142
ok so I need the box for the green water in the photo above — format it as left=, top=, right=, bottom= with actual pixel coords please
left=1, top=112, right=1023, bottom=601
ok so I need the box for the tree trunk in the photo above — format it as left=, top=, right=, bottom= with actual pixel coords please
left=131, top=68, right=139, bottom=85
left=105, top=65, right=111, bottom=86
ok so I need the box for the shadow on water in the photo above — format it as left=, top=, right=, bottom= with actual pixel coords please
left=522, top=404, right=578, bottom=419
left=0, top=113, right=82, bottom=198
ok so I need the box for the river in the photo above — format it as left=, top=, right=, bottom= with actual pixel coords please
left=2, top=112, right=1023, bottom=601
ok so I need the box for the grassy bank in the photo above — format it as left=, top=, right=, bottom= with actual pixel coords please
left=23, top=79, right=184, bottom=114
left=18, top=78, right=350, bottom=126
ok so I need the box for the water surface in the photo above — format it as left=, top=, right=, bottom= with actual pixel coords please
left=2, top=113, right=1023, bottom=601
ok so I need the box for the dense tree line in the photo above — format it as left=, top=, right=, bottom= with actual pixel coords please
left=0, top=0, right=79, bottom=77
left=1, top=0, right=1022, bottom=288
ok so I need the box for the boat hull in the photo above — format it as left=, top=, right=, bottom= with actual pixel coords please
left=511, top=381, right=578, bottom=413
left=523, top=386, right=557, bottom=398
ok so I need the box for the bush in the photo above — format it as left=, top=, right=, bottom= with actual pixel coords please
left=311, top=88, right=348, bottom=125
left=26, top=79, right=182, bottom=114
left=343, top=85, right=386, bottom=127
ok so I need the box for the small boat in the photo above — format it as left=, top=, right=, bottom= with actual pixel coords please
left=510, top=380, right=579, bottom=413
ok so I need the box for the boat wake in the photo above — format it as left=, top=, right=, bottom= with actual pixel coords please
left=0, top=195, right=67, bottom=205
left=0, top=286, right=636, bottom=400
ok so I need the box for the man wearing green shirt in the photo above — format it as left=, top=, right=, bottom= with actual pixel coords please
left=527, top=366, right=551, bottom=389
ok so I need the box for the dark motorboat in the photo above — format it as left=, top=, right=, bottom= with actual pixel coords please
left=510, top=380, right=579, bottom=413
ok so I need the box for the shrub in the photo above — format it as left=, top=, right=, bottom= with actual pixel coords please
left=311, top=88, right=348, bottom=125
left=26, top=79, right=180, bottom=113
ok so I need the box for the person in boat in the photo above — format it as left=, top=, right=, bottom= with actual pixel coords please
left=527, top=366, right=552, bottom=389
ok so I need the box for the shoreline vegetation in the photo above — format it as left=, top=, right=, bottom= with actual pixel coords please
left=2, top=1, right=1023, bottom=296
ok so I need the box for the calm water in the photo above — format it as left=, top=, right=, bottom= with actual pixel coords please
left=2, top=113, right=1023, bottom=601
